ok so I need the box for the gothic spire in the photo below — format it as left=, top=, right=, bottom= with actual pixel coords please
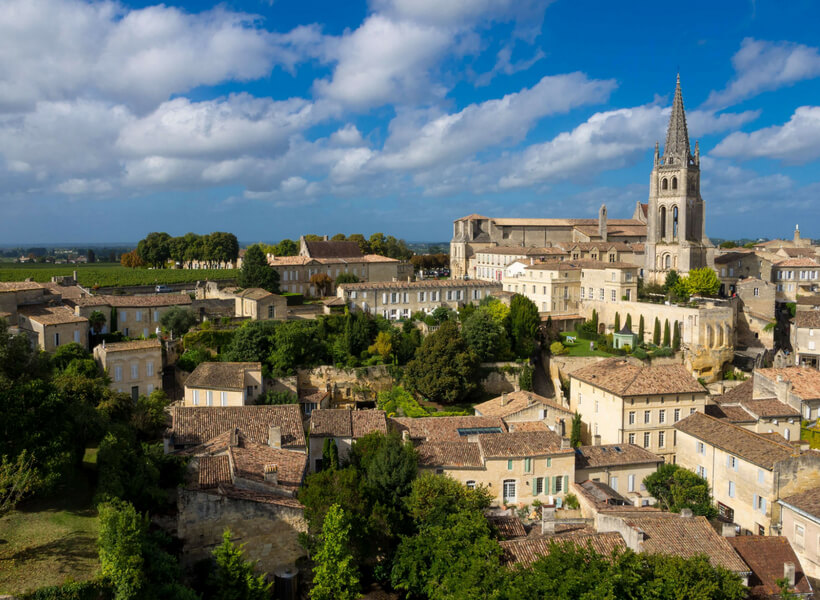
left=663, top=73, right=691, bottom=163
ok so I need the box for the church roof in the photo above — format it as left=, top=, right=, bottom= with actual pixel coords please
left=664, top=74, right=691, bottom=162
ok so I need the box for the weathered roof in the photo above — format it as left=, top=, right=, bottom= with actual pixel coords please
left=185, top=361, right=261, bottom=390
left=339, top=279, right=501, bottom=291
left=674, top=412, right=794, bottom=470
left=477, top=430, right=571, bottom=459
left=76, top=294, right=192, bottom=307
left=795, top=310, right=820, bottom=329
left=197, top=454, right=232, bottom=488
left=727, top=536, right=813, bottom=598
left=237, top=288, right=274, bottom=300
left=17, top=304, right=88, bottom=325
left=755, top=367, right=820, bottom=401
left=705, top=404, right=756, bottom=424
left=97, top=339, right=161, bottom=353
left=774, top=258, right=819, bottom=267
left=389, top=416, right=507, bottom=442
left=797, top=296, right=820, bottom=306
left=169, top=405, right=305, bottom=449
left=742, top=398, right=800, bottom=418
left=309, top=409, right=388, bottom=438
left=575, top=443, right=663, bottom=469
left=779, top=486, right=820, bottom=520
left=570, top=358, right=704, bottom=397
left=479, top=246, right=567, bottom=256
left=303, top=240, right=363, bottom=259
left=473, top=391, right=570, bottom=419
left=455, top=213, right=491, bottom=221
left=525, top=259, right=638, bottom=271
left=619, top=513, right=749, bottom=573
left=416, top=440, right=483, bottom=468
left=500, top=532, right=626, bottom=565
left=506, top=420, right=551, bottom=432
left=715, top=378, right=755, bottom=404
left=486, top=515, right=527, bottom=539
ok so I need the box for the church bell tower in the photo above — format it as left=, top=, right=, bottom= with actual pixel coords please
left=645, top=75, right=712, bottom=281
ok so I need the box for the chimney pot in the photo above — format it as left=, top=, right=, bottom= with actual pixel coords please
left=561, top=437, right=570, bottom=449
left=230, top=428, right=239, bottom=447
left=593, top=434, right=601, bottom=446
left=501, top=393, right=508, bottom=407
left=264, top=463, right=279, bottom=485
left=268, top=425, right=282, bottom=449
left=721, top=523, right=736, bottom=537
left=680, top=508, right=693, bottom=518
left=784, top=562, right=796, bottom=587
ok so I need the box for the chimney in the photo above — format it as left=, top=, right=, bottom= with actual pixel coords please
left=561, top=437, right=570, bottom=450
left=593, top=434, right=601, bottom=446
left=679, top=508, right=693, bottom=519
left=73, top=270, right=78, bottom=282
left=230, top=428, right=239, bottom=447
left=541, top=506, right=556, bottom=535
left=501, top=393, right=508, bottom=407
left=264, top=463, right=278, bottom=485
left=323, top=235, right=328, bottom=241
left=794, top=224, right=801, bottom=243
left=721, top=523, right=736, bottom=537
left=784, top=562, right=796, bottom=587
left=268, top=425, right=281, bottom=449
left=527, top=393, right=536, bottom=407
left=102, top=339, right=105, bottom=349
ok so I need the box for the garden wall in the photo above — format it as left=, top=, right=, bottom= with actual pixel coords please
left=297, top=364, right=395, bottom=405
left=479, top=362, right=523, bottom=395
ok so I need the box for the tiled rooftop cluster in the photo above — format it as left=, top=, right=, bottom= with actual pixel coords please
left=571, top=358, right=705, bottom=396
left=185, top=361, right=262, bottom=390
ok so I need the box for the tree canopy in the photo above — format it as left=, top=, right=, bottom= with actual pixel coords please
left=509, top=294, right=540, bottom=358
left=644, top=463, right=717, bottom=518
left=238, top=244, right=280, bottom=293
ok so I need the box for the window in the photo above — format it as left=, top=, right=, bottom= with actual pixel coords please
left=643, top=432, right=650, bottom=448
left=658, top=431, right=665, bottom=448
left=628, top=474, right=635, bottom=492
left=554, top=476, right=563, bottom=493
left=589, top=287, right=593, bottom=298
left=74, top=330, right=81, bottom=343
left=135, top=310, right=142, bottom=322
left=192, top=389, right=199, bottom=406
left=754, top=495, right=766, bottom=514
left=120, top=310, right=126, bottom=322
left=697, top=465, right=707, bottom=478
left=534, top=477, right=544, bottom=495
left=503, top=479, right=516, bottom=501
left=674, top=408, right=681, bottom=422
left=524, top=458, right=532, bottom=473
left=580, top=287, right=585, bottom=299
left=131, top=364, right=138, bottom=379
left=114, top=366, right=122, bottom=382
left=599, top=288, right=604, bottom=300
left=609, top=476, right=617, bottom=491
left=153, top=310, right=160, bottom=321
left=611, top=289, right=616, bottom=301
left=547, top=457, right=552, bottom=467
left=207, top=391, right=213, bottom=406
left=696, top=441, right=705, bottom=455
left=54, top=332, right=60, bottom=347
left=628, top=411, right=636, bottom=425
left=595, top=401, right=599, bottom=413
left=728, top=481, right=735, bottom=498
left=727, top=455, right=738, bottom=471
left=758, top=469, right=765, bottom=484
left=659, top=409, right=666, bottom=424
left=628, top=433, right=636, bottom=444
left=466, top=481, right=476, bottom=490
left=754, top=287, right=759, bottom=297
left=507, top=459, right=513, bottom=471
left=147, top=384, right=153, bottom=394
left=220, top=391, right=227, bottom=406
left=794, top=523, right=805, bottom=548
left=644, top=410, right=651, bottom=424
left=146, top=362, right=154, bottom=377
left=690, top=408, right=696, bottom=415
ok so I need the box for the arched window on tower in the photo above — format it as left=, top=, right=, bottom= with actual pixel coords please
left=661, top=178, right=668, bottom=191
left=659, top=206, right=667, bottom=240
left=672, top=177, right=678, bottom=190
left=664, top=254, right=671, bottom=269
left=673, top=206, right=679, bottom=239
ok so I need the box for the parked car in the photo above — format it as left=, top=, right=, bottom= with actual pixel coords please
left=155, top=284, right=171, bottom=293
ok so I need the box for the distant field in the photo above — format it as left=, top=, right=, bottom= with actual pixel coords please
left=0, top=262, right=238, bottom=287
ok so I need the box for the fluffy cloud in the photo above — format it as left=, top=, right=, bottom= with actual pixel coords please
left=704, top=38, right=820, bottom=109
left=711, top=106, right=820, bottom=163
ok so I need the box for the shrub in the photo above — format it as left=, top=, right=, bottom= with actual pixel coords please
left=549, top=341, right=568, bottom=356
left=282, top=292, right=303, bottom=306
left=563, top=493, right=580, bottom=510
left=176, top=348, right=211, bottom=372
left=21, top=581, right=111, bottom=600
left=631, top=347, right=648, bottom=360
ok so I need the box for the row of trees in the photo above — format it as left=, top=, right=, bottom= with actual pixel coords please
left=641, top=268, right=722, bottom=302
left=133, top=232, right=240, bottom=269
left=259, top=232, right=415, bottom=261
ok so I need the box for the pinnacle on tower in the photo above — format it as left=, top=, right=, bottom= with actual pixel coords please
left=663, top=73, right=691, bottom=163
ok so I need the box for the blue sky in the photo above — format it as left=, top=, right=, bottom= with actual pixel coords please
left=1, top=0, right=819, bottom=244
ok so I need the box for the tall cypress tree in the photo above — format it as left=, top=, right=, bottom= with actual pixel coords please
left=672, top=321, right=681, bottom=350
left=653, top=317, right=661, bottom=345
left=663, top=319, right=671, bottom=347
left=614, top=312, right=621, bottom=332
left=625, top=314, right=632, bottom=331
left=638, top=315, right=645, bottom=341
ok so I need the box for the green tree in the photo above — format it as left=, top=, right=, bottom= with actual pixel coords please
left=461, top=310, right=507, bottom=361
left=88, top=310, right=107, bottom=334
left=644, top=463, right=717, bottom=517
left=664, top=269, right=680, bottom=293
left=570, top=413, right=583, bottom=448
left=268, top=320, right=326, bottom=376
left=347, top=234, right=371, bottom=255
left=209, top=530, right=271, bottom=600
left=311, top=505, right=361, bottom=600
left=52, top=342, right=91, bottom=371
left=653, top=317, right=661, bottom=345
left=479, top=296, right=510, bottom=327
left=336, top=272, right=360, bottom=285
left=160, top=306, right=197, bottom=338
left=405, top=474, right=492, bottom=528
left=256, top=390, right=298, bottom=405
left=549, top=340, right=567, bottom=356
left=322, top=438, right=339, bottom=471
left=368, top=330, right=393, bottom=361
left=591, top=309, right=598, bottom=332
left=404, top=321, right=480, bottom=404
left=431, top=306, right=455, bottom=324
left=625, top=314, right=632, bottom=331
left=519, top=365, right=534, bottom=392
left=0, top=450, right=36, bottom=517
left=663, top=319, right=671, bottom=347
left=614, top=312, right=621, bottom=332
left=238, top=244, right=280, bottom=293
left=673, top=320, right=681, bottom=350
left=310, top=273, right=333, bottom=297
left=272, top=238, right=298, bottom=256
left=638, top=314, right=645, bottom=341
left=509, top=294, right=540, bottom=358
left=683, top=267, right=721, bottom=297
left=98, top=500, right=147, bottom=600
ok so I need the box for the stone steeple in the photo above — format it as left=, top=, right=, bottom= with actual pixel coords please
left=663, top=74, right=691, bottom=164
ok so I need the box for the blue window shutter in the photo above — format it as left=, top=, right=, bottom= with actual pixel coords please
left=753, top=493, right=758, bottom=509
left=761, top=498, right=767, bottom=514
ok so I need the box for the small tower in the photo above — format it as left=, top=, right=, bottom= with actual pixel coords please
left=795, top=224, right=801, bottom=244
left=598, top=204, right=608, bottom=242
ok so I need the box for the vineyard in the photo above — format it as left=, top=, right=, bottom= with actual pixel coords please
left=0, top=263, right=238, bottom=287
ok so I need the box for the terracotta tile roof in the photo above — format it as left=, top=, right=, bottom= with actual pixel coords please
left=715, top=251, right=750, bottom=265
left=361, top=254, right=400, bottom=263
left=473, top=391, right=570, bottom=419
left=775, top=258, right=819, bottom=267
left=237, top=288, right=274, bottom=300
left=756, top=367, right=820, bottom=401
left=76, top=293, right=192, bottom=307
left=455, top=213, right=491, bottom=221
left=674, top=412, right=794, bottom=470
left=727, top=536, right=813, bottom=598
left=573, top=224, right=648, bottom=238
left=197, top=455, right=232, bottom=488
left=214, top=485, right=303, bottom=509
left=779, top=486, right=820, bottom=520
left=97, top=339, right=161, bottom=353
left=169, top=405, right=306, bottom=449
left=299, top=389, right=330, bottom=404
left=268, top=256, right=315, bottom=266
left=506, top=421, right=551, bottom=432
left=576, top=479, right=634, bottom=506
left=705, top=404, right=756, bottom=423
left=479, top=246, right=567, bottom=256
left=570, top=358, right=705, bottom=397
left=227, top=437, right=307, bottom=492
left=500, top=532, right=626, bottom=565
left=309, top=409, right=388, bottom=438
left=416, top=440, right=483, bottom=468
left=631, top=243, right=646, bottom=252
left=742, top=398, right=800, bottom=418
left=41, top=283, right=88, bottom=301
left=486, top=515, right=526, bottom=539
left=797, top=297, right=820, bottom=306
left=339, top=279, right=501, bottom=291
left=624, top=514, right=749, bottom=572
left=780, top=247, right=818, bottom=258
left=17, top=304, right=88, bottom=325
left=389, top=416, right=507, bottom=442
left=185, top=361, right=261, bottom=390
left=303, top=240, right=362, bottom=259
left=715, top=379, right=755, bottom=404
left=795, top=311, right=820, bottom=329
left=563, top=242, right=635, bottom=252
left=575, top=443, right=663, bottom=469
left=477, top=430, right=571, bottom=459
left=525, top=259, right=638, bottom=271
left=0, top=281, right=44, bottom=291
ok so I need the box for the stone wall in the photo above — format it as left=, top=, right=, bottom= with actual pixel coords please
left=479, top=362, right=523, bottom=395
left=297, top=365, right=395, bottom=405
left=177, top=489, right=307, bottom=573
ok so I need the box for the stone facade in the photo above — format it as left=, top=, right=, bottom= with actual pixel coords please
left=778, top=489, right=820, bottom=579
left=791, top=310, right=820, bottom=369
left=94, top=339, right=163, bottom=399
left=735, top=278, right=776, bottom=349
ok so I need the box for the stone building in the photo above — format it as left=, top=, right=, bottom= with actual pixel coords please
left=337, top=279, right=501, bottom=319
left=183, top=362, right=264, bottom=407
left=735, top=277, right=776, bottom=349
left=573, top=443, right=663, bottom=505
left=16, top=304, right=89, bottom=352
left=778, top=487, right=820, bottom=579
left=705, top=378, right=801, bottom=441
left=715, top=251, right=774, bottom=297
left=772, top=258, right=820, bottom=303
left=792, top=310, right=820, bottom=369
left=727, top=535, right=814, bottom=599
left=74, top=293, right=192, bottom=338
left=568, top=358, right=708, bottom=461
left=473, top=390, right=574, bottom=436
left=754, top=367, right=820, bottom=421
left=473, top=246, right=568, bottom=282
left=94, top=339, right=162, bottom=399
left=307, top=409, right=388, bottom=472
left=675, top=411, right=820, bottom=536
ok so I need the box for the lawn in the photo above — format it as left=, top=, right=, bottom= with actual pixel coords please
left=0, top=262, right=237, bottom=287
left=0, top=460, right=99, bottom=596
left=558, top=333, right=615, bottom=357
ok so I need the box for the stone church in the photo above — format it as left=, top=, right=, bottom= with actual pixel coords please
left=450, top=76, right=713, bottom=282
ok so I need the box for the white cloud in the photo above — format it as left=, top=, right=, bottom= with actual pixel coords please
left=705, top=38, right=820, bottom=109
left=711, top=106, right=820, bottom=163
left=330, top=124, right=366, bottom=147
left=56, top=178, right=113, bottom=195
